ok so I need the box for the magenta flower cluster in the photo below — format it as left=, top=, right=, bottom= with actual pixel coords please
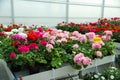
left=12, top=34, right=26, bottom=40
left=18, top=45, right=30, bottom=53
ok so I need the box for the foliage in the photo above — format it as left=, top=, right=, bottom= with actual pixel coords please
left=112, top=32, right=120, bottom=42
left=56, top=22, right=80, bottom=32
left=0, top=23, right=116, bottom=72
left=109, top=20, right=120, bottom=26
left=83, top=67, right=120, bottom=80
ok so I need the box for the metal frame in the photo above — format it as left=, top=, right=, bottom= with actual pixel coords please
left=101, top=0, right=105, bottom=18
left=66, top=0, right=69, bottom=23
left=11, top=0, right=15, bottom=23
left=23, top=0, right=67, bottom=4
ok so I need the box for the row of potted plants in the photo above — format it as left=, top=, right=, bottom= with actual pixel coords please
left=0, top=23, right=116, bottom=74
left=56, top=17, right=120, bottom=42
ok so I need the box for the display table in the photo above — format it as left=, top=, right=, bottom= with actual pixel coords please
left=23, top=55, right=115, bottom=80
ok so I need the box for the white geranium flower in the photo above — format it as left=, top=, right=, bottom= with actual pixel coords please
left=94, top=75, right=99, bottom=78
left=4, top=32, right=13, bottom=35
left=110, top=75, right=114, bottom=79
left=11, top=29, right=18, bottom=33
left=18, top=33, right=27, bottom=38
left=110, top=67, right=117, bottom=70
left=101, top=76, right=105, bottom=80
left=97, top=72, right=101, bottom=75
left=18, top=28, right=24, bottom=33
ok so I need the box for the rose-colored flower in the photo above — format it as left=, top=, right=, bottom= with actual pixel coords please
left=79, top=35, right=87, bottom=43
left=86, top=32, right=95, bottom=41
left=104, top=30, right=112, bottom=36
left=10, top=52, right=16, bottom=59
left=82, top=57, right=91, bottom=65
left=96, top=51, right=102, bottom=57
left=37, top=27, right=43, bottom=32
left=72, top=31, right=80, bottom=37
left=73, top=44, right=79, bottom=49
left=40, top=40, right=48, bottom=46
left=102, top=35, right=111, bottom=41
left=39, top=33, right=43, bottom=39
left=70, top=36, right=79, bottom=41
left=61, top=38, right=67, bottom=42
left=57, top=33, right=65, bottom=38
left=18, top=45, right=29, bottom=53
left=56, top=40, right=62, bottom=43
left=50, top=36, right=56, bottom=40
left=28, top=43, right=38, bottom=50
left=46, top=44, right=53, bottom=52
left=92, top=42, right=102, bottom=49
left=74, top=53, right=84, bottom=63
left=43, top=32, right=50, bottom=38
left=50, top=40, right=55, bottom=45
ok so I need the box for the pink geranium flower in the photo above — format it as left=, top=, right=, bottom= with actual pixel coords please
left=72, top=31, right=80, bottom=37
left=73, top=44, right=79, bottom=49
left=79, top=35, right=87, bottom=43
left=50, top=40, right=55, bottom=45
left=74, top=53, right=84, bottom=63
left=56, top=40, right=62, bottom=43
left=86, top=32, right=95, bottom=41
left=92, top=42, right=102, bottom=49
left=96, top=51, right=102, bottom=57
left=104, top=30, right=112, bottom=36
left=102, top=35, right=111, bottom=41
left=70, top=36, right=79, bottom=41
left=61, top=38, right=67, bottom=42
left=82, top=57, right=91, bottom=65
left=50, top=36, right=56, bottom=40
left=18, top=45, right=29, bottom=53
left=46, top=44, right=54, bottom=52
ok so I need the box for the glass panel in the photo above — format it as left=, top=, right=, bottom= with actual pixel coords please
left=104, top=8, right=120, bottom=17
left=69, top=0, right=102, bottom=5
left=0, top=18, right=12, bottom=24
left=69, top=5, right=101, bottom=17
left=14, top=18, right=66, bottom=27
left=105, top=0, right=120, bottom=7
left=0, top=0, right=11, bottom=16
left=14, top=0, right=66, bottom=17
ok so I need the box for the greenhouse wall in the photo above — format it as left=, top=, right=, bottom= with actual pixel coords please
left=0, top=0, right=120, bottom=27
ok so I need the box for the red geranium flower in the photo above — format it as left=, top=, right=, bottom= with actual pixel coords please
left=27, top=30, right=39, bottom=41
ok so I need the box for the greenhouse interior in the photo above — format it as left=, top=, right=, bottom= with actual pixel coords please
left=0, top=0, right=120, bottom=80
